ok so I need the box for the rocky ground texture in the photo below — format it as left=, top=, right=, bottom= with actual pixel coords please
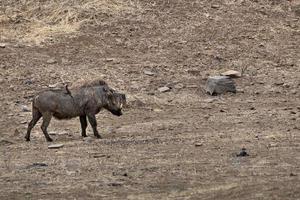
left=0, top=0, right=299, bottom=199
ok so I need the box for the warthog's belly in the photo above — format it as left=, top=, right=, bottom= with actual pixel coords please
left=52, top=101, right=81, bottom=120
left=53, top=112, right=77, bottom=120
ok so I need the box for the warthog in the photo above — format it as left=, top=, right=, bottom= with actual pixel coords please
left=25, top=80, right=126, bottom=142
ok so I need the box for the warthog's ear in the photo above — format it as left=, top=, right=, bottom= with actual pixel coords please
left=121, top=94, right=126, bottom=102
left=103, top=86, right=114, bottom=99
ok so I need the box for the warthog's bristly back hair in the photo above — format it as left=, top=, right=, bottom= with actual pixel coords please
left=70, top=78, right=107, bottom=89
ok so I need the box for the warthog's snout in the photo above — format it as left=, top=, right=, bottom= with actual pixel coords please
left=111, top=109, right=123, bottom=116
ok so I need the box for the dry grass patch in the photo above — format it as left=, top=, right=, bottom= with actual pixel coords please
left=0, top=0, right=141, bottom=45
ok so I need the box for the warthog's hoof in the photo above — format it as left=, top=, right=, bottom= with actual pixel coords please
left=46, top=138, right=53, bottom=142
left=95, top=135, right=102, bottom=139
left=25, top=137, right=30, bottom=142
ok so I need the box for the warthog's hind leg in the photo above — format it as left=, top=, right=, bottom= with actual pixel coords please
left=25, top=109, right=42, bottom=141
left=41, top=112, right=53, bottom=142
left=87, top=114, right=102, bottom=139
left=80, top=115, right=88, bottom=137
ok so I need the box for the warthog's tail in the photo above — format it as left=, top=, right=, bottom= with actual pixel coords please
left=65, top=84, right=73, bottom=98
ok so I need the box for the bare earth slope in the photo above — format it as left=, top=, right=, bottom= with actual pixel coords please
left=0, top=0, right=299, bottom=199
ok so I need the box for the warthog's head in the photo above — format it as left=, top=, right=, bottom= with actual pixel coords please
left=104, top=88, right=126, bottom=116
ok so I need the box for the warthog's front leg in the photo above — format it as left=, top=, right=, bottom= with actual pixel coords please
left=41, top=112, right=53, bottom=142
left=79, top=115, right=88, bottom=137
left=87, top=114, right=102, bottom=139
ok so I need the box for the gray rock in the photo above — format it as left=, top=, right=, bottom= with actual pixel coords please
left=158, top=86, right=171, bottom=93
left=0, top=43, right=6, bottom=48
left=205, top=76, right=236, bottom=95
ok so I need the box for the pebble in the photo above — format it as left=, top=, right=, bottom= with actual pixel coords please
left=0, top=43, right=6, bottom=48
left=195, top=142, right=203, bottom=147
left=158, top=86, right=171, bottom=93
left=143, top=70, right=155, bottom=76
left=48, top=83, right=63, bottom=88
left=211, top=4, right=220, bottom=9
left=27, top=163, right=48, bottom=168
left=24, top=79, right=33, bottom=85
left=236, top=148, right=249, bottom=157
left=46, top=58, right=57, bottom=64
left=21, top=105, right=30, bottom=112
left=48, top=144, right=64, bottom=149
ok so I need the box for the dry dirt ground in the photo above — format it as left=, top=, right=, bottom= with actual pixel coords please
left=0, top=0, right=300, bottom=199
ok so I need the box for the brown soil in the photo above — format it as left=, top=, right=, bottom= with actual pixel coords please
left=0, top=0, right=299, bottom=199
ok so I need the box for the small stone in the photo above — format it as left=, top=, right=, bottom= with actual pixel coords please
left=186, top=84, right=198, bottom=88
left=211, top=4, right=220, bottom=9
left=46, top=58, right=57, bottom=64
left=105, top=58, right=114, bottom=62
left=274, top=81, right=284, bottom=86
left=290, top=173, right=297, bottom=177
left=24, top=79, right=33, bottom=85
left=236, top=148, right=249, bottom=157
left=108, top=182, right=122, bottom=187
left=48, top=83, right=62, bottom=88
left=290, top=111, right=297, bottom=114
left=21, top=105, right=30, bottom=112
left=153, top=108, right=162, bottom=112
left=48, top=144, right=64, bottom=149
left=0, top=43, right=6, bottom=48
left=143, top=70, right=155, bottom=76
left=195, top=142, right=203, bottom=147
left=27, top=163, right=48, bottom=168
left=268, top=143, right=278, bottom=148
left=158, top=86, right=171, bottom=93
left=221, top=70, right=242, bottom=78
left=48, top=131, right=58, bottom=135
left=20, top=121, right=27, bottom=124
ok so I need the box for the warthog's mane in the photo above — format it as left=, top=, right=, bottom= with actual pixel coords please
left=70, top=79, right=107, bottom=89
